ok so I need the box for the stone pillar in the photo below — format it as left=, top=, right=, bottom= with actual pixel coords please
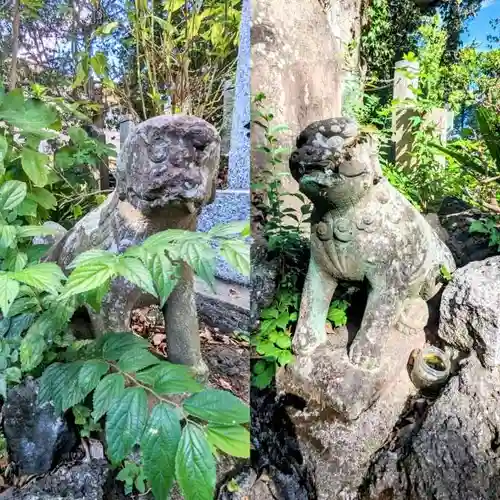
left=392, top=60, right=419, bottom=170
left=227, top=0, right=250, bottom=190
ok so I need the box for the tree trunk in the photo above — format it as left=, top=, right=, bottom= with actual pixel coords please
left=9, top=0, right=21, bottom=90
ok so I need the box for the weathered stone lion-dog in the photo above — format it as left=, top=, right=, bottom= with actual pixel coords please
left=289, top=118, right=456, bottom=370
left=45, top=115, right=220, bottom=377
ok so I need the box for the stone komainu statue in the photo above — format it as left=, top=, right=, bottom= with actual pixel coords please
left=289, top=118, right=456, bottom=370
left=45, top=115, right=220, bottom=376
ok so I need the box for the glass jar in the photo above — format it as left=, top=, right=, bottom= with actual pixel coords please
left=411, top=345, right=451, bottom=391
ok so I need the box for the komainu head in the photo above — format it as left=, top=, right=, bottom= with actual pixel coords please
left=116, top=115, right=220, bottom=214
left=289, top=118, right=383, bottom=208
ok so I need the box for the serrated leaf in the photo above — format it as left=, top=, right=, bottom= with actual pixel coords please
left=0, top=225, right=16, bottom=248
left=220, top=240, right=250, bottom=276
left=208, top=221, right=249, bottom=238
left=101, top=332, right=149, bottom=361
left=106, top=387, right=149, bottom=463
left=21, top=148, right=49, bottom=187
left=12, top=262, right=66, bottom=294
left=117, top=257, right=157, bottom=297
left=38, top=362, right=67, bottom=410
left=183, top=389, right=250, bottom=424
left=92, top=372, right=126, bottom=421
left=149, top=253, right=180, bottom=307
left=142, top=403, right=181, bottom=499
left=77, top=360, right=109, bottom=398
left=175, top=423, right=216, bottom=500
left=179, top=240, right=216, bottom=288
left=67, top=249, right=116, bottom=270
left=20, top=332, right=46, bottom=372
left=62, top=262, right=114, bottom=297
left=0, top=181, right=27, bottom=211
left=0, top=275, right=20, bottom=317
left=206, top=424, right=250, bottom=458
left=59, top=362, right=90, bottom=411
left=5, top=366, right=22, bottom=383
left=6, top=297, right=39, bottom=318
left=118, top=348, right=161, bottom=373
left=6, top=312, right=36, bottom=337
left=136, top=363, right=203, bottom=394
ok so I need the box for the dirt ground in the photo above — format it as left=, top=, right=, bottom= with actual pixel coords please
left=131, top=306, right=249, bottom=402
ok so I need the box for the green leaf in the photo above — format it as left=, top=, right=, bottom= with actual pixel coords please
left=220, top=240, right=250, bottom=276
left=77, top=360, right=109, bottom=398
left=275, top=335, right=292, bottom=349
left=17, top=199, right=37, bottom=217
left=62, top=262, right=114, bottom=297
left=183, top=389, right=250, bottom=424
left=277, top=350, right=294, bottom=366
left=38, top=362, right=68, bottom=410
left=208, top=221, right=250, bottom=238
left=16, top=225, right=59, bottom=238
left=5, top=366, right=22, bottom=383
left=97, top=21, right=119, bottom=35
left=67, top=127, right=88, bottom=145
left=20, top=332, right=46, bottom=372
left=92, top=372, right=126, bottom=421
left=136, top=363, right=203, bottom=394
left=101, top=332, right=149, bottom=362
left=3, top=251, right=27, bottom=272
left=175, top=423, right=216, bottom=500
left=118, top=348, right=161, bottom=373
left=206, top=424, right=250, bottom=458
left=28, top=187, right=57, bottom=210
left=12, top=263, right=66, bottom=294
left=149, top=253, right=180, bottom=307
left=0, top=94, right=58, bottom=137
left=7, top=297, right=39, bottom=318
left=0, top=275, right=20, bottom=316
left=21, top=149, right=49, bottom=187
left=67, top=249, right=116, bottom=269
left=469, top=220, right=488, bottom=234
left=141, top=403, right=181, bottom=499
left=81, top=279, right=110, bottom=313
left=0, top=225, right=16, bottom=248
left=106, top=387, right=149, bottom=463
left=180, top=240, right=216, bottom=288
left=0, top=181, right=27, bottom=211
left=327, top=307, right=347, bottom=326
left=117, top=257, right=157, bottom=297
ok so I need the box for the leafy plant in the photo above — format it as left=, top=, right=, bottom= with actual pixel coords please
left=469, top=216, right=500, bottom=251
left=72, top=404, right=102, bottom=438
left=116, top=460, right=147, bottom=496
left=38, top=331, right=250, bottom=500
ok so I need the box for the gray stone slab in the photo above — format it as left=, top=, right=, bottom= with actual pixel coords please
left=195, top=277, right=250, bottom=333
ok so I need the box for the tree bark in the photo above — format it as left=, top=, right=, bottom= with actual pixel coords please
left=9, top=0, right=21, bottom=90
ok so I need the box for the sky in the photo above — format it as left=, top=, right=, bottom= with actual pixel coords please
left=461, top=0, right=500, bottom=48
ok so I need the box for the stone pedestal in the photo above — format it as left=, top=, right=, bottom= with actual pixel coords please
left=277, top=327, right=425, bottom=499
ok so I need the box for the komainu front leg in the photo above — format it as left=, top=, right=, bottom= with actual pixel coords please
left=163, top=263, right=208, bottom=378
left=349, top=285, right=405, bottom=370
left=293, top=255, right=337, bottom=355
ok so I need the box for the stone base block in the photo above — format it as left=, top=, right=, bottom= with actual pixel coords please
left=195, top=277, right=250, bottom=333
left=276, top=328, right=425, bottom=499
